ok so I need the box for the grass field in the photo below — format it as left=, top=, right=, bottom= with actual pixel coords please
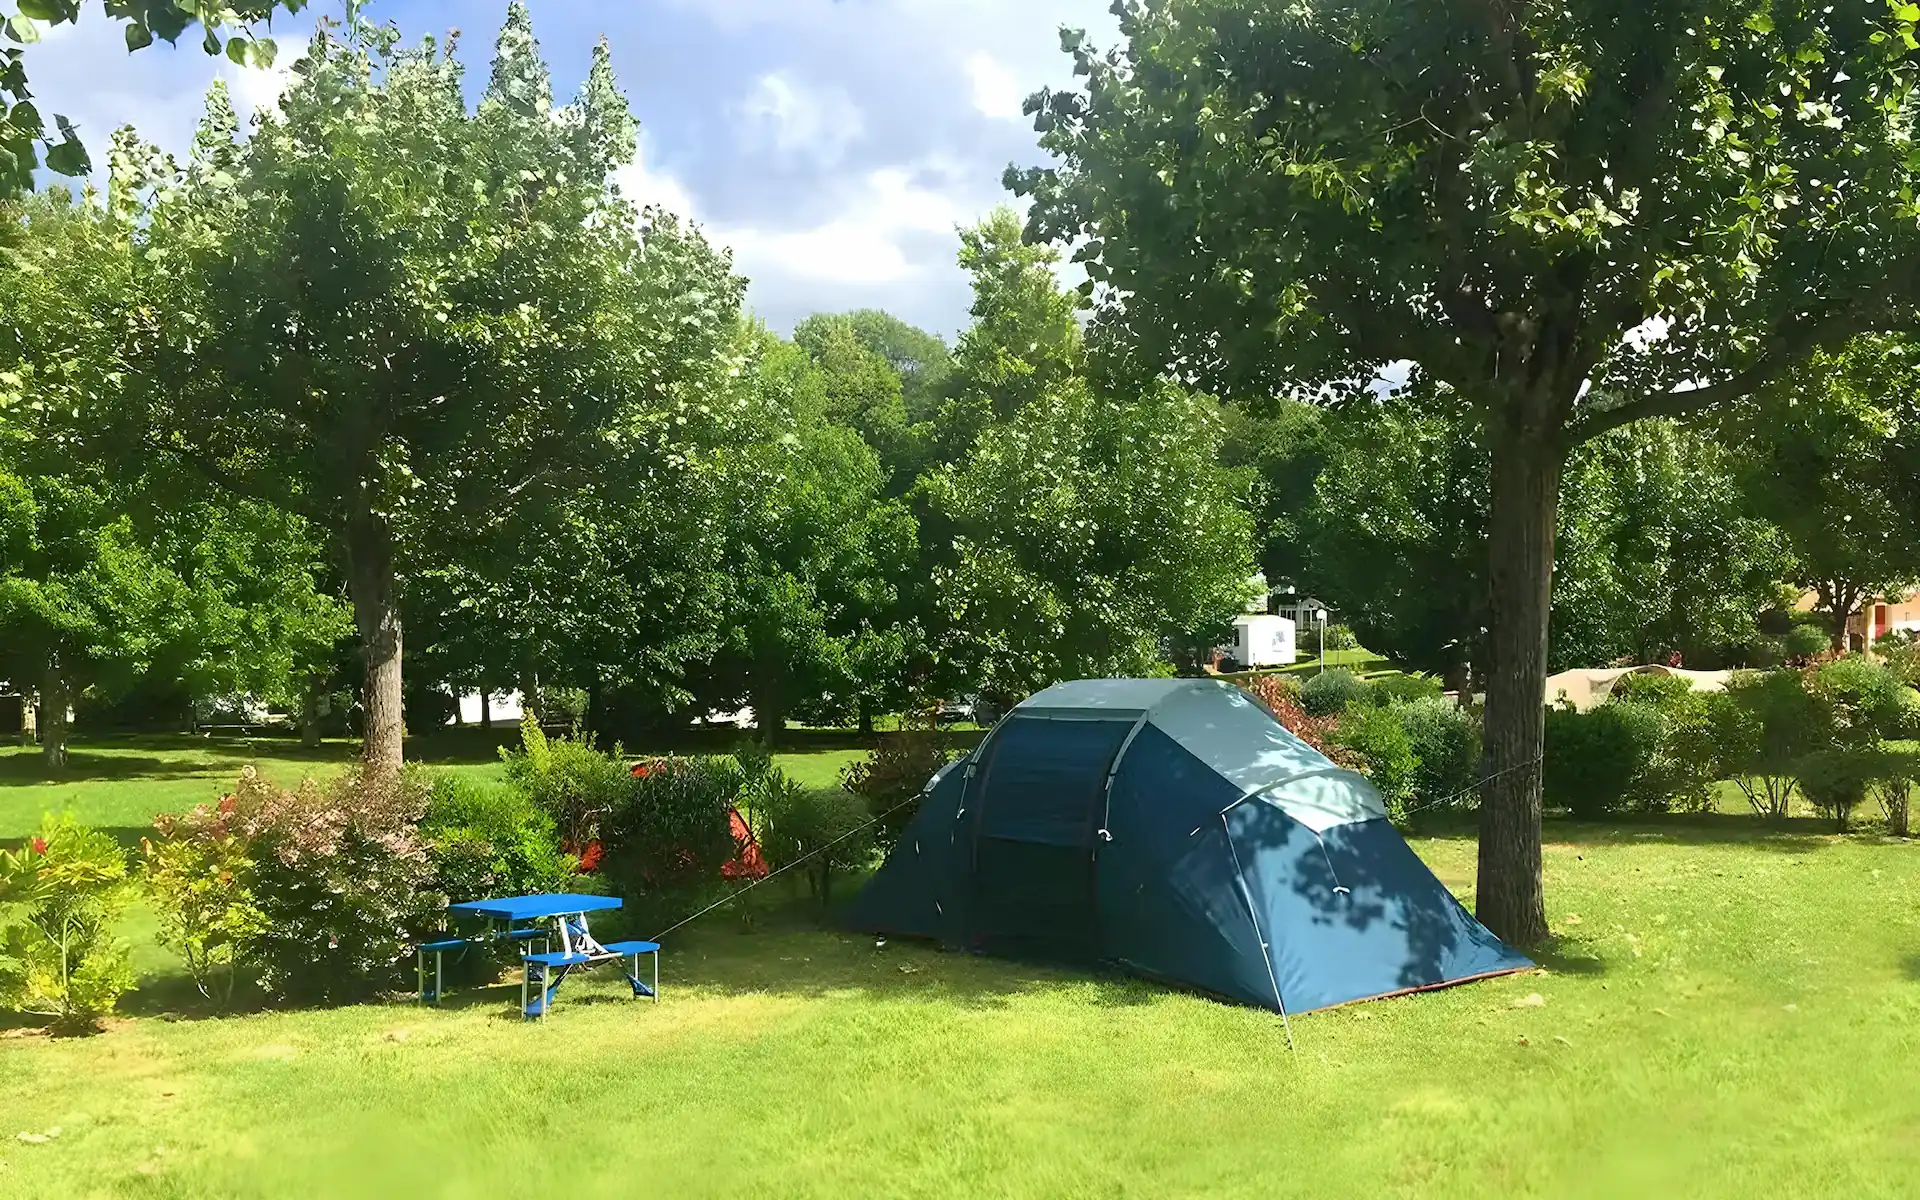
left=4, top=741, right=1920, bottom=1197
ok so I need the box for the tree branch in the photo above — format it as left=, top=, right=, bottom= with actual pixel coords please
left=1567, top=309, right=1878, bottom=444
left=155, top=437, right=324, bottom=525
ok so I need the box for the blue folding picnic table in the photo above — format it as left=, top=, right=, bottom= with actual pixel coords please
left=420, top=893, right=658, bottom=1019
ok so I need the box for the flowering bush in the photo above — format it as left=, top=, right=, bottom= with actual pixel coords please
left=0, top=815, right=136, bottom=1031
left=1237, top=674, right=1357, bottom=767
left=150, top=767, right=440, bottom=1005
left=144, top=796, right=268, bottom=1007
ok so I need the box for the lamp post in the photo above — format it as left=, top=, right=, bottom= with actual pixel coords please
left=1316, top=609, right=1328, bottom=673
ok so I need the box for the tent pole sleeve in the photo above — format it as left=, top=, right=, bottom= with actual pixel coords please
left=1222, top=806, right=1295, bottom=1052
left=1098, top=713, right=1155, bottom=837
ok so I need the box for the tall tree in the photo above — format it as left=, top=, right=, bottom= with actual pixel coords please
left=121, top=11, right=740, bottom=773
left=927, top=376, right=1257, bottom=699
left=833, top=309, right=952, bottom=422
left=1017, top=0, right=1920, bottom=943
left=1722, top=338, right=1920, bottom=646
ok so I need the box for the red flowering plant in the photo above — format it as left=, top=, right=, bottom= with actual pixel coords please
left=1237, top=674, right=1361, bottom=769
left=146, top=766, right=438, bottom=1006
left=1, top=816, right=136, bottom=1031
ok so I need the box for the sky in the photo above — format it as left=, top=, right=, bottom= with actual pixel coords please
left=21, top=0, right=1122, bottom=340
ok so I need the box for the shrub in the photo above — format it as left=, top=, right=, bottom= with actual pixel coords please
left=1877, top=632, right=1920, bottom=688
left=1870, top=741, right=1920, bottom=838
left=421, top=774, right=574, bottom=905
left=1544, top=701, right=1667, bottom=818
left=599, top=755, right=742, bottom=924
left=1238, top=674, right=1349, bottom=763
left=0, top=816, right=136, bottom=1030
left=1324, top=623, right=1359, bottom=651
left=144, top=803, right=268, bottom=1007
left=1650, top=691, right=1724, bottom=814
left=403, top=688, right=457, bottom=732
left=499, top=714, right=633, bottom=851
left=1608, top=671, right=1695, bottom=712
left=1781, top=623, right=1831, bottom=665
left=1717, top=670, right=1834, bottom=820
left=234, top=768, right=439, bottom=1005
left=1301, top=668, right=1369, bottom=716
left=1810, top=656, right=1908, bottom=746
left=1368, top=673, right=1444, bottom=707
left=1332, top=706, right=1418, bottom=822
left=1793, top=748, right=1876, bottom=832
left=840, top=727, right=954, bottom=850
left=1394, top=698, right=1481, bottom=809
left=759, top=772, right=877, bottom=906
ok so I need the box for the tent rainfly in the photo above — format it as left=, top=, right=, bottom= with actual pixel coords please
left=846, top=679, right=1531, bottom=1015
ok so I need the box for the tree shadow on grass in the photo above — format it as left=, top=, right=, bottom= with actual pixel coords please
left=1898, top=954, right=1920, bottom=982
left=1409, top=809, right=1833, bottom=854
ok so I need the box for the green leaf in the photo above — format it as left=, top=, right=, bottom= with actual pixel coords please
left=225, top=37, right=248, bottom=66
left=1745, top=12, right=1774, bottom=34
left=124, top=21, right=153, bottom=53
left=44, top=135, right=87, bottom=178
left=4, top=15, right=42, bottom=44
left=8, top=100, right=42, bottom=136
left=202, top=27, right=221, bottom=57
left=15, top=1, right=65, bottom=21
left=1898, top=4, right=1920, bottom=20
left=246, top=37, right=278, bottom=69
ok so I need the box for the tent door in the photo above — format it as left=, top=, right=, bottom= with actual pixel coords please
left=962, top=715, right=1134, bottom=960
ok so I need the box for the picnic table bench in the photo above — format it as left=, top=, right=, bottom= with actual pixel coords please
left=421, top=893, right=658, bottom=1020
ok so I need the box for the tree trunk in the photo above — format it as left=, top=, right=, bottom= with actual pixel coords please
left=18, top=688, right=35, bottom=748
left=519, top=658, right=542, bottom=724
left=1475, top=422, right=1562, bottom=949
left=480, top=689, right=492, bottom=730
left=345, top=510, right=404, bottom=776
left=754, top=680, right=785, bottom=748
left=41, top=658, right=70, bottom=770
left=1444, top=659, right=1471, bottom=709
left=300, top=672, right=322, bottom=749
left=858, top=702, right=875, bottom=736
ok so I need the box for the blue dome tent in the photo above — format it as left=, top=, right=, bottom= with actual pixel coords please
left=846, top=679, right=1531, bottom=1015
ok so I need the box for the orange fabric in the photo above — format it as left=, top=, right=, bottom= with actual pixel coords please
left=723, top=807, right=769, bottom=880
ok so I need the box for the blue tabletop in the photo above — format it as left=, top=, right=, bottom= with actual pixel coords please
left=448, top=894, right=624, bottom=922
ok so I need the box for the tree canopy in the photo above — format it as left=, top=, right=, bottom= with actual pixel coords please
left=1015, top=0, right=1920, bottom=944
left=116, top=6, right=741, bottom=771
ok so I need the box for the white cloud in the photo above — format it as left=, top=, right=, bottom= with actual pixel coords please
left=712, top=164, right=973, bottom=287
left=735, top=71, right=864, bottom=163
left=964, top=52, right=1026, bottom=121
left=614, top=133, right=700, bottom=219
left=222, top=36, right=307, bottom=120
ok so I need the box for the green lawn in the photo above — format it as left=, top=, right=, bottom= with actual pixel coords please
left=5, top=748, right=1920, bottom=1196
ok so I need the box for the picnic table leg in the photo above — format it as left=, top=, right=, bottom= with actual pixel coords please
left=416, top=949, right=424, bottom=1003
left=653, top=948, right=658, bottom=1003
left=435, top=950, right=444, bottom=1005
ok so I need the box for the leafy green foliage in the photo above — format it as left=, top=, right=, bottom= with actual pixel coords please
left=1716, top=671, right=1836, bottom=820
left=839, top=727, right=953, bottom=850
left=1394, top=699, right=1482, bottom=811
left=1331, top=705, right=1417, bottom=822
left=0, top=1, right=304, bottom=198
left=123, top=10, right=742, bottom=769
left=927, top=376, right=1256, bottom=697
left=599, top=755, right=743, bottom=915
left=420, top=773, right=573, bottom=905
left=1809, top=655, right=1911, bottom=745
left=1793, top=749, right=1877, bottom=831
left=1724, top=340, right=1920, bottom=645
left=1869, top=740, right=1920, bottom=837
left=0, top=815, right=134, bottom=1029
left=497, top=715, right=632, bottom=851
left=1545, top=702, right=1669, bottom=818
left=1367, top=674, right=1443, bottom=707
left=143, top=800, right=267, bottom=1007
left=1300, top=669, right=1369, bottom=717
left=757, top=772, right=875, bottom=906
